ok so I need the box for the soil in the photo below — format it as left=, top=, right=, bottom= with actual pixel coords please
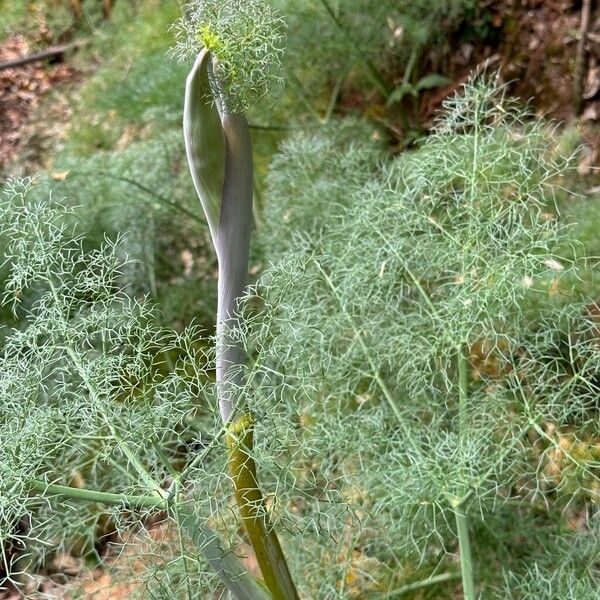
left=418, top=0, right=581, bottom=122
left=417, top=0, right=600, bottom=174
left=0, top=35, right=79, bottom=178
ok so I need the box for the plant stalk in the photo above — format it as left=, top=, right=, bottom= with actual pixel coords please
left=454, top=503, right=476, bottom=600
left=184, top=49, right=298, bottom=598
left=455, top=345, right=476, bottom=600
left=28, top=480, right=167, bottom=510
left=226, top=414, right=300, bottom=600
left=30, top=480, right=270, bottom=600
left=217, top=110, right=298, bottom=600
left=378, top=571, right=461, bottom=598
left=178, top=504, right=271, bottom=600
left=458, top=345, right=468, bottom=437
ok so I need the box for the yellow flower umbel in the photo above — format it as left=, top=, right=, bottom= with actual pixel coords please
left=172, top=0, right=286, bottom=113
left=196, top=24, right=221, bottom=54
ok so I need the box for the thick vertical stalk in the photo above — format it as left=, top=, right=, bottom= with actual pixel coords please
left=454, top=346, right=476, bottom=600
left=217, top=113, right=299, bottom=600
left=454, top=503, right=476, bottom=600
left=184, top=51, right=299, bottom=599
left=458, top=345, right=468, bottom=437
left=215, top=111, right=254, bottom=422
left=227, top=415, right=300, bottom=600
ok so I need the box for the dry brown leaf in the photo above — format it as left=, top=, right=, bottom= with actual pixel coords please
left=52, top=170, right=70, bottom=181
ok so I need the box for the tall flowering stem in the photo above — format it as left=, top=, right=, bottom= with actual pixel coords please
left=178, top=2, right=298, bottom=598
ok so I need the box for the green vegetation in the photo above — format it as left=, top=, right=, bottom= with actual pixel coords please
left=0, top=1, right=599, bottom=599
left=236, top=82, right=599, bottom=598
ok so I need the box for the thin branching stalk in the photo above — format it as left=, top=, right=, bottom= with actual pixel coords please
left=28, top=480, right=269, bottom=600
left=377, top=571, right=461, bottom=599
left=28, top=481, right=167, bottom=510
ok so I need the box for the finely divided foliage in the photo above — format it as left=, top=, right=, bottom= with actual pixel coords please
left=232, top=82, right=599, bottom=596
left=0, top=75, right=599, bottom=600
left=0, top=178, right=223, bottom=593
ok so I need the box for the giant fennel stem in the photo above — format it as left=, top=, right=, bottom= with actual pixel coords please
left=453, top=347, right=476, bottom=600
left=184, top=49, right=298, bottom=600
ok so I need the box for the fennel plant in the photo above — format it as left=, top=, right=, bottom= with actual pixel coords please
left=1, top=3, right=599, bottom=598
left=174, top=1, right=297, bottom=598
left=0, top=176, right=273, bottom=600
left=230, top=81, right=600, bottom=598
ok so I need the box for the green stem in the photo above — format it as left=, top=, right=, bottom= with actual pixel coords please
left=71, top=170, right=205, bottom=225
left=177, top=504, right=271, bottom=600
left=28, top=480, right=166, bottom=510
left=454, top=345, right=476, bottom=600
left=454, top=503, right=476, bottom=600
left=378, top=571, right=461, bottom=598
left=227, top=414, right=300, bottom=600
left=29, top=480, right=270, bottom=600
left=457, top=345, right=468, bottom=437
